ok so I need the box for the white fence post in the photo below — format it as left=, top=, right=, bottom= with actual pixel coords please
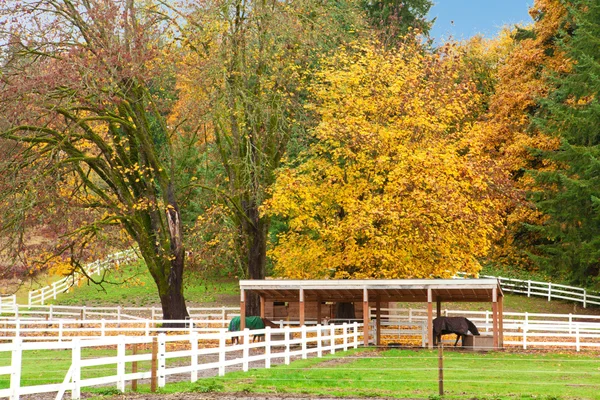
left=301, top=325, right=307, bottom=359
left=317, top=325, right=323, bottom=357
left=523, top=314, right=528, bottom=350
left=10, top=338, right=22, bottom=400
left=158, top=333, right=166, bottom=388
left=117, top=336, right=126, bottom=392
left=353, top=322, right=359, bottom=349
left=49, top=305, right=54, bottom=320
left=218, top=333, right=226, bottom=377
left=242, top=329, right=249, bottom=372
left=569, top=314, right=573, bottom=334
left=548, top=282, right=552, bottom=301
left=575, top=324, right=580, bottom=352
left=583, top=289, right=587, bottom=308
left=101, top=320, right=106, bottom=337
left=342, top=323, right=348, bottom=351
left=190, top=332, right=198, bottom=382
left=265, top=327, right=271, bottom=369
left=485, top=311, right=490, bottom=332
left=527, top=280, right=531, bottom=297
left=330, top=325, right=335, bottom=354
left=72, top=338, right=81, bottom=400
left=284, top=326, right=290, bottom=365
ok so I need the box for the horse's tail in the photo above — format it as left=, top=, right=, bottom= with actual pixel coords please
left=466, top=318, right=480, bottom=335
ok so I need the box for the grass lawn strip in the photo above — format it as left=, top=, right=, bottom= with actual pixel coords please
left=161, top=348, right=600, bottom=400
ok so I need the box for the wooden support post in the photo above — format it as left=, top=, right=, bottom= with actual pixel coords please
left=260, top=296, right=265, bottom=319
left=240, top=289, right=246, bottom=344
left=376, top=300, right=381, bottom=346
left=492, top=287, right=499, bottom=350
left=316, top=299, right=322, bottom=325
left=299, top=288, right=305, bottom=326
left=151, top=337, right=158, bottom=392
left=363, top=288, right=369, bottom=347
left=436, top=297, right=441, bottom=318
left=498, top=293, right=504, bottom=348
left=427, top=288, right=433, bottom=349
left=438, top=343, right=444, bottom=396
left=132, top=343, right=138, bottom=391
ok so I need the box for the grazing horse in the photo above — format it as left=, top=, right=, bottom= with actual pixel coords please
left=432, top=316, right=480, bottom=346
left=227, top=316, right=278, bottom=344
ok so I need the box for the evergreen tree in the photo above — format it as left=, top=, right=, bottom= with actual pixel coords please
left=528, top=0, right=600, bottom=287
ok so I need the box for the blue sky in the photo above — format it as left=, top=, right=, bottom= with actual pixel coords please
left=428, top=1, right=535, bottom=42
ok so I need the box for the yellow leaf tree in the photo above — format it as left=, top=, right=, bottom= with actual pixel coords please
left=265, top=40, right=508, bottom=279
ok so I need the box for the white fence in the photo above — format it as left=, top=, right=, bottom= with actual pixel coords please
left=372, top=307, right=600, bottom=351
left=0, top=304, right=240, bottom=322
left=0, top=322, right=362, bottom=400
left=27, top=250, right=139, bottom=307
left=0, top=296, right=16, bottom=309
left=456, top=273, right=600, bottom=308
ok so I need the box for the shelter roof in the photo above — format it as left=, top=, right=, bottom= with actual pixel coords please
left=239, top=279, right=502, bottom=303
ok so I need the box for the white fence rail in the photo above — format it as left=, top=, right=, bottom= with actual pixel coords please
left=0, top=304, right=240, bottom=322
left=456, top=273, right=600, bottom=308
left=372, top=308, right=600, bottom=351
left=27, top=250, right=139, bottom=307
left=0, top=322, right=362, bottom=400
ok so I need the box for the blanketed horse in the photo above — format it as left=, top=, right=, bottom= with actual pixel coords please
left=432, top=316, right=480, bottom=346
left=227, top=316, right=278, bottom=344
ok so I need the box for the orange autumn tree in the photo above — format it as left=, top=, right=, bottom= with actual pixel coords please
left=265, top=41, right=509, bottom=279
left=466, top=0, right=572, bottom=271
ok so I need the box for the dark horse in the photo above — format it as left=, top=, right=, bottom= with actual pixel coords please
left=432, top=316, right=480, bottom=346
left=228, top=316, right=279, bottom=344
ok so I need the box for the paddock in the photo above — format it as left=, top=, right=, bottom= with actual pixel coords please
left=239, top=279, right=504, bottom=349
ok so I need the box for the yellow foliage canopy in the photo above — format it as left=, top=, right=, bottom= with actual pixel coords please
left=265, top=41, right=507, bottom=280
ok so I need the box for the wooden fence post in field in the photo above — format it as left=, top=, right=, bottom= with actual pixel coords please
left=132, top=343, right=138, bottom=392
left=438, top=343, right=444, bottom=396
left=151, top=337, right=158, bottom=392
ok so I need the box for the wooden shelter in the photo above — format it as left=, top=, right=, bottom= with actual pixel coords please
left=239, top=279, right=504, bottom=349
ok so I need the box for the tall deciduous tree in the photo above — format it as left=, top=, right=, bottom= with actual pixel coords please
left=265, top=41, right=508, bottom=279
left=175, top=0, right=364, bottom=315
left=466, top=0, right=572, bottom=272
left=0, top=0, right=190, bottom=322
left=528, top=0, right=600, bottom=287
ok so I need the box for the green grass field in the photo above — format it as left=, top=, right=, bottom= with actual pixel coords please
left=44, top=260, right=239, bottom=307
left=4, top=346, right=598, bottom=399
left=161, top=348, right=600, bottom=400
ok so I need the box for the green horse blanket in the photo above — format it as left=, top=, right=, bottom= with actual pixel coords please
left=228, top=316, right=265, bottom=332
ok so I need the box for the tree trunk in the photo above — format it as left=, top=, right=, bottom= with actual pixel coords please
left=243, top=201, right=269, bottom=316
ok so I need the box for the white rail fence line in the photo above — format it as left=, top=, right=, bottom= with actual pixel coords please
left=0, top=322, right=362, bottom=400
left=0, top=295, right=16, bottom=309
left=370, top=308, right=600, bottom=351
left=27, top=250, right=139, bottom=307
left=456, top=273, right=600, bottom=308
left=0, top=305, right=240, bottom=322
